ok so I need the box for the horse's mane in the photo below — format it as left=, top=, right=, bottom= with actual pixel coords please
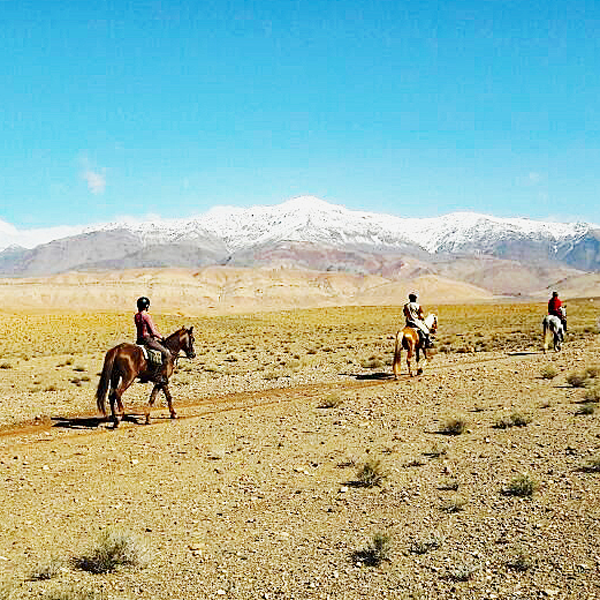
left=424, top=313, right=437, bottom=328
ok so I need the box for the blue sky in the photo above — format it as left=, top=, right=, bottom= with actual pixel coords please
left=1, top=0, right=598, bottom=229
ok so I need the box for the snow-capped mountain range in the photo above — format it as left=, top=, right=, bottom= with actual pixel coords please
left=1, top=196, right=599, bottom=278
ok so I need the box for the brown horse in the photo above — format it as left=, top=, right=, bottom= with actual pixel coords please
left=392, top=314, right=438, bottom=378
left=96, top=327, right=196, bottom=428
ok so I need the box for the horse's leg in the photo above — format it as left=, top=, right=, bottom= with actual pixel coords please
left=393, top=332, right=402, bottom=380
left=416, top=346, right=426, bottom=376
left=162, top=384, right=177, bottom=419
left=542, top=323, right=548, bottom=353
left=145, top=384, right=162, bottom=425
left=111, top=373, right=136, bottom=428
left=406, top=343, right=413, bottom=377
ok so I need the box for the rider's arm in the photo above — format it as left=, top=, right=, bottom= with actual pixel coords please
left=144, top=313, right=161, bottom=339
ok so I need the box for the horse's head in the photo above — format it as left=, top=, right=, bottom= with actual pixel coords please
left=180, top=326, right=196, bottom=359
left=167, top=326, right=196, bottom=359
left=425, top=313, right=438, bottom=335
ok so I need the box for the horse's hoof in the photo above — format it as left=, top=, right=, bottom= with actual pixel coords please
left=170, top=412, right=177, bottom=420
left=417, top=369, right=423, bottom=375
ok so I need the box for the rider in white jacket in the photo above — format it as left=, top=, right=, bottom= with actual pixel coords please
left=403, top=292, right=434, bottom=348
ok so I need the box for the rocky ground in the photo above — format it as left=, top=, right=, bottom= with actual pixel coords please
left=1, top=319, right=600, bottom=599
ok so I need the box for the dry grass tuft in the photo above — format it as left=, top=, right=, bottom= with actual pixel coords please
left=580, top=456, right=600, bottom=473
left=540, top=365, right=558, bottom=379
left=583, top=385, right=600, bottom=403
left=504, top=473, right=539, bottom=497
left=352, top=532, right=393, bottom=567
left=409, top=532, right=444, bottom=555
left=566, top=371, right=588, bottom=388
left=507, top=548, right=534, bottom=572
left=440, top=495, right=467, bottom=512
left=73, top=528, right=151, bottom=574
left=448, top=560, right=478, bottom=582
left=319, top=394, right=344, bottom=408
left=28, top=556, right=65, bottom=581
left=355, top=458, right=388, bottom=487
left=44, top=590, right=104, bottom=600
left=439, top=414, right=467, bottom=435
left=495, top=412, right=533, bottom=429
left=576, top=402, right=596, bottom=416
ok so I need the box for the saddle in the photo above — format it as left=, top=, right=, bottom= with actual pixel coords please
left=137, top=344, right=163, bottom=366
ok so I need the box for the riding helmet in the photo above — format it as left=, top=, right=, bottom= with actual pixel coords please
left=137, top=296, right=150, bottom=311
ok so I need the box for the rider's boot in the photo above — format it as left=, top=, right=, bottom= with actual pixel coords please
left=425, top=334, right=434, bottom=348
left=155, top=355, right=171, bottom=386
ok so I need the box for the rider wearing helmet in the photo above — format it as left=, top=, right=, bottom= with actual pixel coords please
left=548, top=291, right=567, bottom=332
left=403, top=292, right=434, bottom=348
left=135, top=297, right=172, bottom=382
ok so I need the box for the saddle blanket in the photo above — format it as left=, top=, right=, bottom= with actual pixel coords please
left=137, top=345, right=163, bottom=366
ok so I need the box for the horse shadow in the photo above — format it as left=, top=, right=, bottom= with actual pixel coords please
left=353, top=372, right=395, bottom=381
left=51, top=414, right=142, bottom=429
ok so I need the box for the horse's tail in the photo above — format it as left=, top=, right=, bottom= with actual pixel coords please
left=393, top=331, right=403, bottom=379
left=96, top=348, right=117, bottom=415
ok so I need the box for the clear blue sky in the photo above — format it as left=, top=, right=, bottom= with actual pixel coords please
left=1, top=0, right=599, bottom=229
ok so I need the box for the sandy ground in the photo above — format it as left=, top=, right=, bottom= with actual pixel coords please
left=1, top=328, right=600, bottom=599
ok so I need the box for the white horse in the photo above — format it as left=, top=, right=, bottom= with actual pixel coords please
left=542, top=315, right=564, bottom=353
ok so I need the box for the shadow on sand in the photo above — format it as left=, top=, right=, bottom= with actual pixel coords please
left=353, top=372, right=395, bottom=381
left=51, top=414, right=142, bottom=429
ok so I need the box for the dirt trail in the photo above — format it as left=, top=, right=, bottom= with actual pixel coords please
left=0, top=350, right=541, bottom=445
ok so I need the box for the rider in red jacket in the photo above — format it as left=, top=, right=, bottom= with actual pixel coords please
left=548, top=291, right=567, bottom=332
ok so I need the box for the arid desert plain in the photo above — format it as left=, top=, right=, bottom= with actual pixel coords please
left=1, top=298, right=600, bottom=600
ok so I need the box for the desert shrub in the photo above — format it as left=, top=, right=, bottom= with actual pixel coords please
left=45, top=590, right=103, bottom=600
left=409, top=533, right=444, bottom=555
left=423, top=443, right=448, bottom=458
left=449, top=560, right=477, bottom=582
left=44, top=385, right=58, bottom=392
left=320, top=394, right=344, bottom=408
left=566, top=371, right=588, bottom=388
left=438, top=478, right=459, bottom=491
left=540, top=365, right=558, bottom=379
left=504, top=473, right=538, bottom=497
left=583, top=385, right=600, bottom=403
left=580, top=456, right=600, bottom=473
left=576, top=403, right=596, bottom=416
left=73, top=365, right=86, bottom=372
left=585, top=365, right=600, bottom=379
left=361, top=356, right=384, bottom=369
left=73, top=528, right=151, bottom=574
left=495, top=412, right=533, bottom=429
left=440, top=495, right=467, bottom=512
left=507, top=548, right=534, bottom=572
left=352, top=532, right=392, bottom=567
left=439, top=415, right=467, bottom=435
left=355, top=458, right=388, bottom=487
left=0, top=362, right=12, bottom=369
left=28, top=556, right=64, bottom=581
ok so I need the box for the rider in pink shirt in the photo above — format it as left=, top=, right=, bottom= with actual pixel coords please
left=135, top=297, right=172, bottom=379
